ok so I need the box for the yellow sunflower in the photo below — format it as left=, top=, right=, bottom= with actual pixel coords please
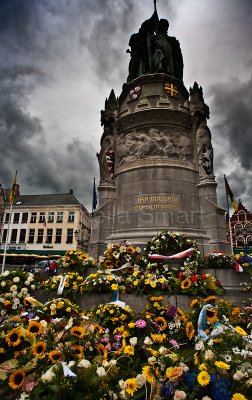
left=206, top=308, right=219, bottom=324
left=5, top=328, right=22, bottom=347
left=27, top=320, right=43, bottom=336
left=142, top=365, right=155, bottom=383
left=197, top=370, right=210, bottom=386
left=181, top=278, right=191, bottom=289
left=204, top=295, right=217, bottom=303
left=232, top=307, right=241, bottom=316
left=186, top=322, right=195, bottom=341
left=32, top=341, right=46, bottom=357
left=214, top=361, right=230, bottom=370
left=231, top=394, right=248, bottom=400
left=190, top=299, right=198, bottom=308
left=104, top=259, right=112, bottom=268
left=8, top=368, right=25, bottom=390
left=70, top=325, right=85, bottom=338
left=176, top=308, right=186, bottom=321
left=93, top=324, right=103, bottom=334
left=123, top=345, right=134, bottom=355
left=155, top=317, right=168, bottom=331
left=235, top=326, right=247, bottom=336
left=48, top=349, right=64, bottom=363
left=98, top=343, right=108, bottom=358
left=71, top=344, right=84, bottom=359
left=125, top=377, right=138, bottom=397
left=126, top=246, right=135, bottom=254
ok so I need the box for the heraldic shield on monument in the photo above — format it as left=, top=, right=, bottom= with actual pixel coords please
left=90, top=2, right=228, bottom=258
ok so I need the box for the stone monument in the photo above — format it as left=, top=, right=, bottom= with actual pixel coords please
left=90, top=5, right=228, bottom=258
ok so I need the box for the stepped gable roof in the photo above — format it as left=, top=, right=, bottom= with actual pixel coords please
left=230, top=199, right=252, bottom=222
left=11, top=193, right=82, bottom=207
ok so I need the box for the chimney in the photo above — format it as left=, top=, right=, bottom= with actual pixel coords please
left=70, top=189, right=73, bottom=195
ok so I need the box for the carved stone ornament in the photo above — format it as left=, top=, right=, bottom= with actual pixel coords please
left=128, top=86, right=142, bottom=101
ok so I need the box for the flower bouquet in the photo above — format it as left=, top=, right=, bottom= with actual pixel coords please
left=202, top=252, right=234, bottom=269
left=57, top=250, right=96, bottom=273
left=98, top=242, right=142, bottom=271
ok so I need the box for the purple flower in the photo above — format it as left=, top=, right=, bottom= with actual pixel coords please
left=135, top=319, right=147, bottom=328
left=114, top=334, right=122, bottom=341
left=100, top=337, right=110, bottom=343
left=169, top=339, right=179, bottom=349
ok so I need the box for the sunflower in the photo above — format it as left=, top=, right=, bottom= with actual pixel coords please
left=214, top=361, right=230, bottom=370
left=206, top=308, right=219, bottom=324
left=123, top=345, right=134, bottom=355
left=181, top=278, right=191, bottom=289
left=116, top=259, right=123, bottom=268
left=48, top=349, right=64, bottom=363
left=93, top=324, right=103, bottom=334
left=197, top=371, right=210, bottom=386
left=125, top=377, right=138, bottom=396
left=235, top=326, right=247, bottom=336
left=27, top=320, right=43, bottom=336
left=142, top=365, right=155, bottom=383
left=70, top=344, right=84, bottom=359
left=155, top=316, right=168, bottom=331
left=126, top=246, right=135, bottom=254
left=8, top=368, right=25, bottom=390
left=70, top=325, right=85, bottom=338
left=186, top=322, right=195, bottom=341
left=176, top=308, right=186, bottom=321
left=32, top=341, right=46, bottom=357
left=5, top=328, right=22, bottom=347
left=190, top=299, right=198, bottom=308
left=231, top=394, right=248, bottom=400
left=98, top=343, right=108, bottom=358
left=204, top=295, right=217, bottom=303
left=104, top=259, right=112, bottom=268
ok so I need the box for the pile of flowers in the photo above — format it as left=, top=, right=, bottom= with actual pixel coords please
left=57, top=250, right=96, bottom=272
left=84, top=271, right=120, bottom=294
left=202, top=252, right=234, bottom=269
left=99, top=242, right=142, bottom=270
left=42, top=272, right=86, bottom=301
left=0, top=269, right=39, bottom=320
left=234, top=253, right=252, bottom=274
left=173, top=271, right=224, bottom=296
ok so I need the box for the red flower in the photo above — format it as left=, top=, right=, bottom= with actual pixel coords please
left=190, top=275, right=199, bottom=282
left=200, top=274, right=207, bottom=279
left=178, top=272, right=184, bottom=278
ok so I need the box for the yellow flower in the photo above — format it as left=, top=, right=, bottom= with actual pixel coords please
left=235, top=326, right=247, bottom=336
left=70, top=326, right=85, bottom=338
left=215, top=361, right=230, bottom=370
left=232, top=307, right=241, bottom=316
left=27, top=320, right=43, bottom=336
left=48, top=349, right=64, bottom=363
left=124, top=345, right=134, bottom=355
left=231, top=394, right=248, bottom=400
left=181, top=278, right=191, bottom=289
left=155, top=317, right=167, bottom=331
left=142, top=365, right=155, bottom=383
left=166, top=367, right=183, bottom=381
left=186, top=322, right=195, bottom=341
left=107, top=275, right=114, bottom=281
left=151, top=333, right=166, bottom=343
left=120, top=314, right=126, bottom=321
left=111, top=284, right=118, bottom=291
left=204, top=295, right=217, bottom=303
left=190, top=299, right=198, bottom=308
left=32, top=341, right=46, bottom=357
left=206, top=308, right=219, bottom=324
left=8, top=368, right=25, bottom=390
left=57, top=301, right=65, bottom=309
left=133, top=280, right=139, bottom=286
left=197, top=371, right=210, bottom=386
left=125, top=377, right=138, bottom=397
left=5, top=328, right=22, bottom=347
left=97, top=343, right=108, bottom=359
left=199, top=363, right=208, bottom=371
left=128, top=322, right=135, bottom=328
left=66, top=307, right=71, bottom=312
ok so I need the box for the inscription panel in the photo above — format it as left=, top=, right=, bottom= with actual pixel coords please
left=133, top=194, right=181, bottom=212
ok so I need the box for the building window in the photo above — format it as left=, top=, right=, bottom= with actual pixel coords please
left=21, top=213, right=28, bottom=223
left=19, top=229, right=26, bottom=243
left=66, top=229, right=73, bottom=243
left=39, top=212, right=46, bottom=223
left=238, top=212, right=245, bottom=222
left=46, top=229, right=53, bottom=243
left=30, top=213, right=37, bottom=223
left=5, top=213, right=10, bottom=223
left=57, top=212, right=63, bottom=223
left=247, top=236, right=252, bottom=248
left=1, top=229, right=7, bottom=243
left=234, top=224, right=242, bottom=235
left=245, top=223, right=252, bottom=234
left=13, top=213, right=20, bottom=224
left=37, top=229, right=44, bottom=243
left=236, top=236, right=245, bottom=248
left=55, top=228, right=62, bottom=243
left=68, top=211, right=75, bottom=222
left=28, top=229, right=35, bottom=243
left=10, top=229, right=18, bottom=243
left=48, top=212, right=54, bottom=223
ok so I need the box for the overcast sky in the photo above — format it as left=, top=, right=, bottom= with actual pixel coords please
left=0, top=0, right=252, bottom=212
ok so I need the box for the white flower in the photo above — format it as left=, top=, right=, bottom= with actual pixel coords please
left=129, top=337, right=138, bottom=346
left=41, top=368, right=56, bottom=382
left=159, top=346, right=169, bottom=356
left=19, top=393, right=30, bottom=400
left=144, top=336, right=153, bottom=345
left=135, top=374, right=146, bottom=387
left=67, top=361, right=75, bottom=368
left=118, top=379, right=126, bottom=390
left=109, top=359, right=117, bottom=366
left=119, top=390, right=128, bottom=399
left=195, top=340, right=205, bottom=351
left=174, top=390, right=187, bottom=400
left=30, top=285, right=36, bottom=290
left=13, top=277, right=20, bottom=283
left=2, top=270, right=10, bottom=276
left=233, top=370, right=247, bottom=381
left=208, top=339, right=214, bottom=346
left=1, top=281, right=6, bottom=287
left=224, top=354, right=232, bottom=363
left=232, top=347, right=241, bottom=355
left=179, top=362, right=189, bottom=372
left=96, top=366, right=106, bottom=377
left=24, top=280, right=30, bottom=286
left=21, top=287, right=28, bottom=294
left=40, top=320, right=48, bottom=329
left=148, top=356, right=156, bottom=365
left=77, top=359, right=91, bottom=368
left=204, top=350, right=214, bottom=360
left=202, top=397, right=212, bottom=400
left=10, top=285, right=17, bottom=291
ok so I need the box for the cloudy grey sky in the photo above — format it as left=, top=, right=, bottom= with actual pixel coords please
left=0, top=0, right=252, bottom=212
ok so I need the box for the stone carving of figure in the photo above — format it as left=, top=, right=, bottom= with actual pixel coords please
left=151, top=19, right=183, bottom=80
left=156, top=131, right=177, bottom=157
left=116, top=132, right=137, bottom=165
left=177, top=134, right=192, bottom=161
left=97, top=135, right=114, bottom=181
left=196, top=120, right=213, bottom=177
left=134, top=129, right=159, bottom=158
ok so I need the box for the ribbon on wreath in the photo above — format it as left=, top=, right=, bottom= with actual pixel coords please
left=148, top=247, right=195, bottom=261
left=197, top=304, right=225, bottom=340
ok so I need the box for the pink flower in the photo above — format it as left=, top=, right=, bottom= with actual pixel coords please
left=169, top=339, right=179, bottom=349
left=135, top=319, right=147, bottom=328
